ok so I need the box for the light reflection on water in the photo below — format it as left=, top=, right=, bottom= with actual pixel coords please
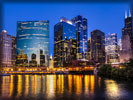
left=0, top=75, right=132, bottom=100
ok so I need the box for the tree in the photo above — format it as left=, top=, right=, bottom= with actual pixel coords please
left=98, top=64, right=112, bottom=76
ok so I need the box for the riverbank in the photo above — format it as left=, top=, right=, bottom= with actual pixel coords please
left=98, top=59, right=133, bottom=81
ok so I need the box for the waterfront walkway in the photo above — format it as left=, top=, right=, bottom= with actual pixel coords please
left=1, top=66, right=94, bottom=75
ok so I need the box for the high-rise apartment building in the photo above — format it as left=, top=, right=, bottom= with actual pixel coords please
left=16, top=21, right=49, bottom=67
left=54, top=17, right=77, bottom=67
left=91, top=29, right=105, bottom=64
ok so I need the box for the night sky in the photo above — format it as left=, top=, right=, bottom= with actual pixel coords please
left=3, top=2, right=130, bottom=56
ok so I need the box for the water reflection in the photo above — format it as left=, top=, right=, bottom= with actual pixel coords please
left=105, top=79, right=129, bottom=100
left=0, top=75, right=130, bottom=100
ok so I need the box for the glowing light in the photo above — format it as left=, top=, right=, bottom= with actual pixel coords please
left=2, top=30, right=7, bottom=33
left=67, top=20, right=72, bottom=25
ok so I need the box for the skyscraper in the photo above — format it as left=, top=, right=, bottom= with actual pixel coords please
left=72, top=15, right=88, bottom=60
left=0, top=30, right=15, bottom=67
left=105, top=33, right=119, bottom=63
left=91, top=29, right=105, bottom=64
left=11, top=36, right=16, bottom=67
left=54, top=17, right=77, bottom=67
left=17, top=21, right=49, bottom=67
left=120, top=10, right=133, bottom=62
left=87, top=38, right=91, bottom=61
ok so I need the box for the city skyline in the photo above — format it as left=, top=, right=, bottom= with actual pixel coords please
left=0, top=2, right=133, bottom=100
left=3, top=3, right=130, bottom=56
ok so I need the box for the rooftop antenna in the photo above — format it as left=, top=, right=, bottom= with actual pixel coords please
left=125, top=10, right=127, bottom=19
left=129, top=8, right=131, bottom=17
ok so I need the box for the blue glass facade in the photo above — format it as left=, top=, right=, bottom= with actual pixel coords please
left=72, top=15, right=88, bottom=60
left=17, top=21, right=49, bottom=67
left=55, top=18, right=76, bottom=40
left=54, top=18, right=77, bottom=67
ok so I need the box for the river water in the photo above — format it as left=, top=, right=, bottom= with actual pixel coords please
left=0, top=75, right=133, bottom=100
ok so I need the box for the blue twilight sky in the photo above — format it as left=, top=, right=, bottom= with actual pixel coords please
left=3, top=2, right=130, bottom=56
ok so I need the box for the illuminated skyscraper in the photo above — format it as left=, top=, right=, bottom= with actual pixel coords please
left=72, top=15, right=88, bottom=60
left=105, top=33, right=119, bottom=63
left=54, top=17, right=77, bottom=67
left=120, top=9, right=133, bottom=62
left=17, top=21, right=49, bottom=67
left=0, top=30, right=16, bottom=67
left=91, top=29, right=105, bottom=64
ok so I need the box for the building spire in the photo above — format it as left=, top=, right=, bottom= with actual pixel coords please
left=125, top=10, right=127, bottom=19
left=129, top=8, right=131, bottom=17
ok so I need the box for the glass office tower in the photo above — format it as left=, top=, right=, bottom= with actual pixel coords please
left=17, top=21, right=49, bottom=67
left=54, top=17, right=77, bottom=67
left=72, top=15, right=88, bottom=60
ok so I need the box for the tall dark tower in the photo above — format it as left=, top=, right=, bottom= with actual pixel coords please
left=91, top=29, right=105, bottom=64
left=120, top=9, right=133, bottom=62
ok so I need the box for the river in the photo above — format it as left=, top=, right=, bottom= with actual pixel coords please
left=0, top=75, right=133, bottom=100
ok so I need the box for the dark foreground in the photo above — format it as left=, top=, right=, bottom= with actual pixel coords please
left=0, top=74, right=133, bottom=100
